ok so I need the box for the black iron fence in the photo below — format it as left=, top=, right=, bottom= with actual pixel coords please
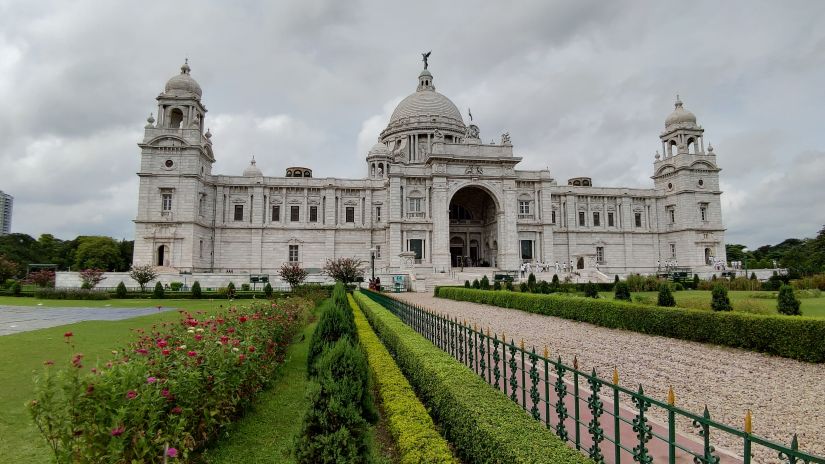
left=361, top=289, right=823, bottom=464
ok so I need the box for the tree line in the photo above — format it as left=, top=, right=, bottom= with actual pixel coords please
left=726, top=225, right=825, bottom=277
left=0, top=233, right=133, bottom=279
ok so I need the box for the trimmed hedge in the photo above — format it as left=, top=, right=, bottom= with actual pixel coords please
left=435, top=287, right=825, bottom=363
left=348, top=294, right=457, bottom=464
left=33, top=288, right=110, bottom=300
left=353, top=292, right=591, bottom=464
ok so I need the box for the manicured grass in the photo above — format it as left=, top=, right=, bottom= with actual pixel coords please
left=201, top=309, right=319, bottom=463
left=0, top=299, right=231, bottom=463
left=0, top=295, right=243, bottom=309
left=595, top=290, right=825, bottom=317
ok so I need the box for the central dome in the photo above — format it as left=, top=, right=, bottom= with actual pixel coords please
left=389, top=90, right=464, bottom=125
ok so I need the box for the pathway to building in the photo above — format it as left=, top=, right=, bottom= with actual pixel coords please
left=0, top=305, right=176, bottom=336
left=396, top=292, right=825, bottom=463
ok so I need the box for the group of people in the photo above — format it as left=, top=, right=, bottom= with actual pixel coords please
left=519, top=260, right=578, bottom=278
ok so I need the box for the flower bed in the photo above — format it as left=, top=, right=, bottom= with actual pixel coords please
left=348, top=294, right=457, bottom=464
left=353, top=292, right=591, bottom=464
left=434, top=287, right=825, bottom=363
left=29, top=298, right=311, bottom=463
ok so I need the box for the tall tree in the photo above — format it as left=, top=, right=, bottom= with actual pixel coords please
left=73, top=236, right=124, bottom=271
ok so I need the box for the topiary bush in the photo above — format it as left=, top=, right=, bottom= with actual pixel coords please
left=583, top=282, right=599, bottom=298
left=493, top=280, right=501, bottom=291
left=169, top=281, right=183, bottom=291
left=191, top=281, right=202, bottom=299
left=777, top=284, right=801, bottom=315
left=115, top=281, right=128, bottom=299
left=226, top=282, right=236, bottom=299
left=693, top=274, right=700, bottom=289
left=711, top=285, right=731, bottom=311
left=657, top=283, right=676, bottom=307
left=472, top=279, right=480, bottom=289
left=264, top=282, right=273, bottom=298
left=538, top=280, right=551, bottom=294
left=614, top=281, right=631, bottom=301
left=152, top=281, right=164, bottom=299
left=241, top=283, right=250, bottom=291
left=306, top=284, right=357, bottom=375
left=527, top=272, right=536, bottom=292
left=464, top=280, right=470, bottom=288
left=480, top=275, right=490, bottom=290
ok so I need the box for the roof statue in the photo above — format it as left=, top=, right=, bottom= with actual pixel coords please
left=468, top=107, right=473, bottom=122
left=422, top=51, right=431, bottom=69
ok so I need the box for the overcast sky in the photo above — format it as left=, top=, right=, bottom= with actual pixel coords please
left=0, top=0, right=823, bottom=248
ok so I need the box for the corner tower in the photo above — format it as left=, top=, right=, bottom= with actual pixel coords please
left=652, top=96, right=725, bottom=270
left=133, top=60, right=216, bottom=271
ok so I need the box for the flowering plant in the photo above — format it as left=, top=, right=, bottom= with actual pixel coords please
left=29, top=298, right=310, bottom=463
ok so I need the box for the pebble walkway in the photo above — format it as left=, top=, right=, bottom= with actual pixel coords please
left=0, top=305, right=175, bottom=335
left=397, top=293, right=825, bottom=463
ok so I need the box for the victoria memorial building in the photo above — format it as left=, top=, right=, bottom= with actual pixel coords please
left=132, top=57, right=726, bottom=283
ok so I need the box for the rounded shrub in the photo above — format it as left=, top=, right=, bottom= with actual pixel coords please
left=191, top=281, right=202, bottom=299
left=264, top=282, right=273, bottom=298
left=480, top=275, right=490, bottom=290
left=493, top=280, right=501, bottom=290
left=693, top=274, right=700, bottom=289
left=464, top=280, right=470, bottom=288
left=613, top=281, right=631, bottom=301
left=583, top=282, right=599, bottom=298
left=519, top=282, right=529, bottom=292
left=115, top=281, right=128, bottom=299
left=226, top=282, right=236, bottom=299
left=777, top=284, right=801, bottom=315
left=152, top=281, right=164, bottom=299
left=505, top=281, right=514, bottom=291
left=711, top=285, right=732, bottom=311
left=472, top=279, right=480, bottom=289
left=527, top=272, right=536, bottom=291
left=657, top=283, right=676, bottom=307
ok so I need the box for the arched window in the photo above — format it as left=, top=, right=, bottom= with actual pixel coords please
left=294, top=170, right=302, bottom=178
left=304, top=170, right=311, bottom=177
left=583, top=179, right=591, bottom=186
left=573, top=180, right=581, bottom=186
left=169, top=108, right=184, bottom=129
left=669, top=140, right=678, bottom=157
left=157, top=245, right=168, bottom=266
left=371, top=164, right=375, bottom=177
left=378, top=163, right=384, bottom=176
left=286, top=170, right=292, bottom=177
left=687, top=138, right=696, bottom=154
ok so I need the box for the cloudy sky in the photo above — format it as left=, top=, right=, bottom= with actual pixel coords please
left=0, top=0, right=823, bottom=247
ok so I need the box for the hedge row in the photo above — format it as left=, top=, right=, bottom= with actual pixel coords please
left=435, top=287, right=825, bottom=363
left=348, top=294, right=457, bottom=464
left=353, top=292, right=591, bottom=464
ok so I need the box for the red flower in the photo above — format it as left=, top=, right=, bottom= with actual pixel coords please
left=239, top=316, right=248, bottom=323
left=156, top=339, right=168, bottom=348
left=171, top=406, right=183, bottom=415
left=219, top=335, right=229, bottom=344
left=248, top=346, right=256, bottom=353
left=162, top=349, right=171, bottom=356
left=64, top=331, right=73, bottom=339
left=194, top=334, right=203, bottom=341
left=72, top=353, right=84, bottom=369
left=126, top=390, right=137, bottom=400
left=110, top=426, right=125, bottom=436
left=187, top=351, right=196, bottom=357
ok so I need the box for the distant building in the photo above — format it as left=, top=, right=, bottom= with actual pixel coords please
left=0, top=191, right=12, bottom=235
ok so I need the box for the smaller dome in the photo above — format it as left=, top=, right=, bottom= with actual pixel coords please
left=665, top=96, right=696, bottom=128
left=368, top=142, right=390, bottom=156
left=243, top=157, right=263, bottom=177
left=164, top=59, right=202, bottom=98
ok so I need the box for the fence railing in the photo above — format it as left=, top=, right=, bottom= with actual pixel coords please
left=361, top=289, right=824, bottom=464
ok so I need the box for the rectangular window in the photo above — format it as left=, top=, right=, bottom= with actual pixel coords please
left=408, top=198, right=422, bottom=212
left=288, top=244, right=299, bottom=262
left=608, top=212, right=614, bottom=227
left=199, top=240, right=203, bottom=259
left=375, top=206, right=381, bottom=222
left=520, top=240, right=534, bottom=261
left=290, top=205, right=300, bottom=222
left=700, top=204, right=708, bottom=221
left=551, top=210, right=556, bottom=224
left=345, top=206, right=355, bottom=223
left=578, top=211, right=586, bottom=227
left=234, top=204, right=243, bottom=221
left=375, top=245, right=381, bottom=259
left=271, top=205, right=280, bottom=222
left=596, top=246, right=604, bottom=263
left=408, top=239, right=423, bottom=261
left=162, top=193, right=172, bottom=212
left=670, top=243, right=676, bottom=258
left=593, top=212, right=600, bottom=227
left=198, top=196, right=204, bottom=216
left=634, top=212, right=642, bottom=227
left=309, top=205, right=318, bottom=222
left=667, top=206, right=676, bottom=224
left=518, top=201, right=531, bottom=215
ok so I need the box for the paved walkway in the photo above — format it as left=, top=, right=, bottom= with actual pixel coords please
left=396, top=293, right=825, bottom=464
left=0, top=305, right=175, bottom=335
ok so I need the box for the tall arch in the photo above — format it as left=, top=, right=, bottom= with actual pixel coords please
left=447, top=184, right=501, bottom=268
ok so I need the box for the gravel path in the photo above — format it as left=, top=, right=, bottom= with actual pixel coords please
left=0, top=305, right=176, bottom=335
left=397, top=293, right=825, bottom=463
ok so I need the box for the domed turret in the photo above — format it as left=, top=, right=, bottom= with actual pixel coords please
left=164, top=59, right=203, bottom=98
left=664, top=96, right=697, bottom=129
left=243, top=157, right=263, bottom=177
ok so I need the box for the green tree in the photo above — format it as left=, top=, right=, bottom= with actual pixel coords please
left=711, top=285, right=732, bottom=311
left=614, top=281, right=631, bottom=301
left=0, top=233, right=45, bottom=267
left=191, top=281, right=202, bottom=298
left=322, top=257, right=366, bottom=285
left=527, top=272, right=536, bottom=292
left=264, top=282, right=273, bottom=298
left=464, top=280, right=470, bottom=288
left=152, top=281, right=165, bottom=299
left=115, top=281, right=128, bottom=298
left=657, top=284, right=676, bottom=307
left=279, top=262, right=308, bottom=289
left=129, top=265, right=157, bottom=292
left=472, top=278, right=480, bottom=289
left=777, top=284, right=801, bottom=315
left=226, top=282, right=236, bottom=299
left=118, top=240, right=134, bottom=271
left=0, top=255, right=19, bottom=282
left=480, top=275, right=490, bottom=290
left=73, top=236, right=123, bottom=271
left=693, top=274, right=700, bottom=289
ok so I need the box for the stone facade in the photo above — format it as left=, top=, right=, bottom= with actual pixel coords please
left=132, top=59, right=726, bottom=280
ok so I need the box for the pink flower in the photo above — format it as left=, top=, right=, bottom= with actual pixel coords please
left=187, top=351, right=196, bottom=357
left=156, top=339, right=168, bottom=348
left=194, top=334, right=203, bottom=341
left=167, top=447, right=178, bottom=458
left=147, top=376, right=157, bottom=384
left=161, top=389, right=171, bottom=398
left=162, top=349, right=171, bottom=356
left=111, top=426, right=124, bottom=436
left=126, top=390, right=137, bottom=400
left=171, top=406, right=182, bottom=415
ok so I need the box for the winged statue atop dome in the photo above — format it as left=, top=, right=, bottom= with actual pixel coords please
left=422, top=51, right=431, bottom=69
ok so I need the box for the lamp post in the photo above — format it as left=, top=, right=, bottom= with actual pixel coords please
left=370, top=246, right=377, bottom=282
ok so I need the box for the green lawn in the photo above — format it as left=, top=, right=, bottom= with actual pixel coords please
left=596, top=290, right=825, bottom=318
left=0, top=299, right=231, bottom=463
left=0, top=295, right=239, bottom=309
left=201, top=309, right=319, bottom=463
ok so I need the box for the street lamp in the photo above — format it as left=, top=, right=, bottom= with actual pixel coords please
left=370, top=246, right=377, bottom=282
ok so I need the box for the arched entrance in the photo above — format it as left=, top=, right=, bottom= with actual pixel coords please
left=449, top=186, right=498, bottom=267
left=157, top=245, right=168, bottom=267
left=576, top=257, right=585, bottom=269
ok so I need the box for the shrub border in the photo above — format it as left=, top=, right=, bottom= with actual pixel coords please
left=435, top=287, right=825, bottom=363
left=353, top=292, right=591, bottom=464
left=348, top=294, right=457, bottom=464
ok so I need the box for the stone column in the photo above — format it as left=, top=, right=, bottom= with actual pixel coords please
left=499, top=185, right=519, bottom=270
left=431, top=178, right=450, bottom=272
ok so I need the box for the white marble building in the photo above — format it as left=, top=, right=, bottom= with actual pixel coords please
left=132, top=58, right=726, bottom=280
